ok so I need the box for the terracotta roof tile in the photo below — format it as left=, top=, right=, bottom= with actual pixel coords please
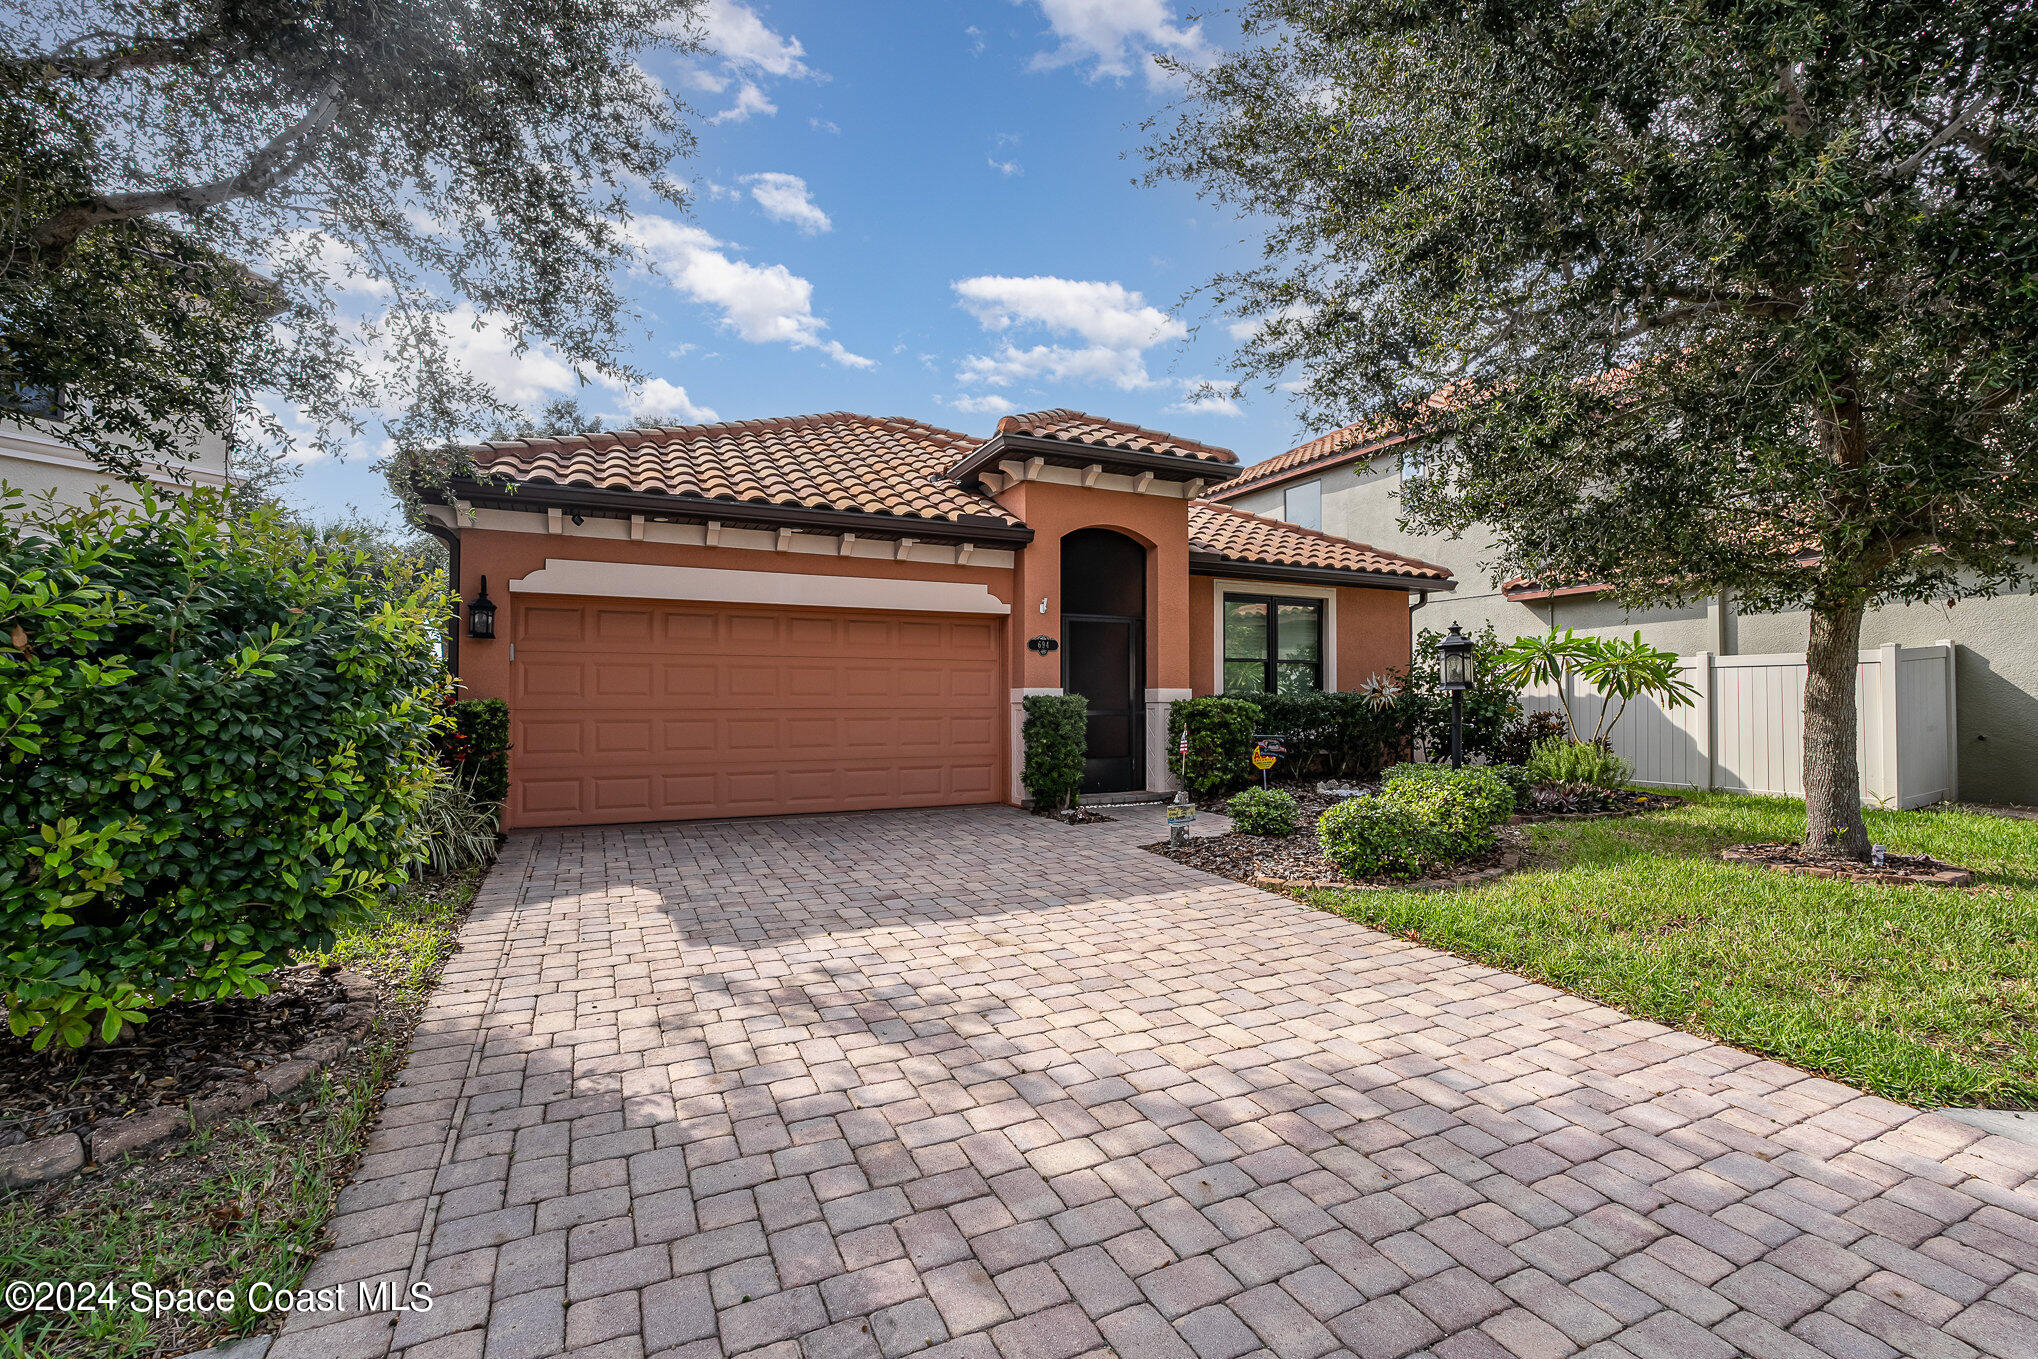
left=1188, top=501, right=1452, bottom=582
left=994, top=409, right=1238, bottom=465
left=1216, top=388, right=1466, bottom=497
left=466, top=412, right=1022, bottom=526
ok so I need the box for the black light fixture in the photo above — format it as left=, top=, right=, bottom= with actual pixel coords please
left=467, top=576, right=498, bottom=639
left=1436, top=622, right=1474, bottom=768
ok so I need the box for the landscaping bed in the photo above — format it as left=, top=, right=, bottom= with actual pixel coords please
left=1514, top=786, right=1685, bottom=820
left=1722, top=841, right=1976, bottom=888
left=0, top=868, right=483, bottom=1359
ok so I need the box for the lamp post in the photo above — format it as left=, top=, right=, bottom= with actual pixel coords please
left=467, top=577, right=498, bottom=640
left=1437, top=622, right=1475, bottom=769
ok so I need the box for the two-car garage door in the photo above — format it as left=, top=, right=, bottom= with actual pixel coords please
left=509, top=597, right=1003, bottom=827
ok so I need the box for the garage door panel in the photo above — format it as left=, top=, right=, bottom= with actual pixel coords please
left=511, top=596, right=1003, bottom=827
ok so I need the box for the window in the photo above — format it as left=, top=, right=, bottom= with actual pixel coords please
left=1283, top=479, right=1322, bottom=531
left=1222, top=595, right=1324, bottom=694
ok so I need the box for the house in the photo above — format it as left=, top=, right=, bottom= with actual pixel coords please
left=418, top=410, right=1453, bottom=829
left=1211, top=420, right=2038, bottom=805
left=1, top=407, right=232, bottom=509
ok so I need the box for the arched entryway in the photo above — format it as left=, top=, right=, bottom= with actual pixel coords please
left=1060, top=528, right=1147, bottom=794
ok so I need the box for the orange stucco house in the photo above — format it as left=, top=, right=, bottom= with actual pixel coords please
left=418, top=410, right=1454, bottom=829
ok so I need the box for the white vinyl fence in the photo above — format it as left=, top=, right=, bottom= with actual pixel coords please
left=1520, top=642, right=1959, bottom=809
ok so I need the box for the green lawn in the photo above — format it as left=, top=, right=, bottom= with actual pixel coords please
left=1301, top=791, right=2038, bottom=1109
left=0, top=868, right=483, bottom=1359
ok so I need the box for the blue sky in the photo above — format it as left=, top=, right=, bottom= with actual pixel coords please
left=291, top=0, right=1313, bottom=523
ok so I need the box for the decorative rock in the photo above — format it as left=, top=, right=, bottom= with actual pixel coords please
left=0, top=1132, right=85, bottom=1189
left=294, top=1035, right=348, bottom=1066
left=190, top=1079, right=268, bottom=1128
left=260, top=1059, right=320, bottom=1098
left=90, top=1107, right=190, bottom=1164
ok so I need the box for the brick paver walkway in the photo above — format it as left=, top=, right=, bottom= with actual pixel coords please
left=273, top=806, right=2038, bottom=1359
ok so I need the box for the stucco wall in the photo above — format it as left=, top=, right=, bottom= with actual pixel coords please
left=1236, top=449, right=2038, bottom=804
left=0, top=419, right=231, bottom=512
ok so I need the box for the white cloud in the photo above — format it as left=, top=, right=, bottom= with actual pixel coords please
left=951, top=275, right=1186, bottom=392
left=1021, top=0, right=1216, bottom=87
left=742, top=172, right=831, bottom=233
left=810, top=117, right=841, bottom=135
left=434, top=306, right=582, bottom=405
left=623, top=377, right=719, bottom=425
left=966, top=25, right=986, bottom=56
left=631, top=215, right=873, bottom=368
left=711, top=82, right=777, bottom=124
left=988, top=158, right=1023, bottom=177
left=1228, top=301, right=1316, bottom=343
left=699, top=0, right=809, bottom=78
left=1166, top=377, right=1244, bottom=417
left=945, top=394, right=1015, bottom=416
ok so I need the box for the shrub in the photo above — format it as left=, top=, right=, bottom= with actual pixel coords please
left=1226, top=787, right=1298, bottom=836
left=1525, top=737, right=1633, bottom=789
left=1167, top=696, right=1261, bottom=796
left=1252, top=690, right=1402, bottom=781
left=1490, top=763, right=1533, bottom=811
left=1391, top=622, right=1522, bottom=763
left=1317, top=795, right=1423, bottom=879
left=444, top=696, right=510, bottom=814
left=0, top=490, right=449, bottom=1049
left=1496, top=709, right=1567, bottom=766
left=1389, top=778, right=1503, bottom=864
left=1022, top=693, right=1088, bottom=810
left=409, top=764, right=502, bottom=875
left=1382, top=763, right=1517, bottom=826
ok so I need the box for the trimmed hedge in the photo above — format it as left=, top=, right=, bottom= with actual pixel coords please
left=1226, top=787, right=1298, bottom=836
left=1320, top=763, right=1516, bottom=881
left=1317, top=797, right=1423, bottom=879
left=1167, top=696, right=1260, bottom=796
left=1022, top=693, right=1088, bottom=810
left=1382, top=763, right=1517, bottom=826
left=0, top=491, right=449, bottom=1049
left=1250, top=690, right=1400, bottom=781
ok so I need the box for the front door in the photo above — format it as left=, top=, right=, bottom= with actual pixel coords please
left=1063, top=615, right=1145, bottom=793
left=1059, top=528, right=1148, bottom=795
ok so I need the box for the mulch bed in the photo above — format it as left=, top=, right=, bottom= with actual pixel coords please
left=1032, top=806, right=1118, bottom=824
left=1515, top=788, right=1686, bottom=821
left=0, top=965, right=370, bottom=1150
left=1722, top=842, right=1976, bottom=888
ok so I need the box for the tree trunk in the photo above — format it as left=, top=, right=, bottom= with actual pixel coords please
left=1802, top=592, right=1871, bottom=859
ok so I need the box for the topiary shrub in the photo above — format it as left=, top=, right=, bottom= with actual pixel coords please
left=1225, top=787, right=1298, bottom=836
left=1382, top=762, right=1517, bottom=826
left=0, top=490, right=449, bottom=1049
left=1387, top=779, right=1503, bottom=865
left=1022, top=693, right=1088, bottom=811
left=444, top=696, right=511, bottom=817
left=1317, top=795, right=1423, bottom=879
left=1167, top=696, right=1261, bottom=796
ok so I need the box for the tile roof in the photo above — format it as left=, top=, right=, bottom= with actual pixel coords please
left=1215, top=387, right=1468, bottom=497
left=994, top=410, right=1238, bottom=465
left=1188, top=501, right=1452, bottom=582
left=465, top=412, right=1022, bottom=526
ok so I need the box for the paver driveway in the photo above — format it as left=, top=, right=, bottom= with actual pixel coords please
left=271, top=806, right=2038, bottom=1359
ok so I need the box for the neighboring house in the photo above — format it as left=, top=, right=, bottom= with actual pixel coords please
left=1, top=403, right=232, bottom=509
left=1212, top=421, right=2038, bottom=805
left=417, top=409, right=1453, bottom=829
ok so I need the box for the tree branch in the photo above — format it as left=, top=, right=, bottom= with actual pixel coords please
left=1887, top=99, right=1987, bottom=180
left=27, top=80, right=343, bottom=256
left=5, top=29, right=230, bottom=82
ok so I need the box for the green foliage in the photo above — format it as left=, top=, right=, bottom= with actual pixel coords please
left=0, top=489, right=449, bottom=1048
left=407, top=765, right=501, bottom=876
left=2, top=0, right=705, bottom=482
left=1226, top=787, right=1298, bottom=836
left=1489, top=763, right=1533, bottom=811
left=1526, top=738, right=1634, bottom=790
left=445, top=697, right=510, bottom=811
left=1497, top=709, right=1568, bottom=767
left=1390, top=778, right=1506, bottom=865
left=1392, top=624, right=1521, bottom=763
left=1494, top=630, right=1700, bottom=743
left=1022, top=694, right=1088, bottom=811
left=1167, top=696, right=1262, bottom=796
left=1316, top=795, right=1423, bottom=880
left=1249, top=688, right=1404, bottom=781
left=1383, top=763, right=1518, bottom=827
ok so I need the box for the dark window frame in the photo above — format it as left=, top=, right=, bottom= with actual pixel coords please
left=1221, top=593, right=1325, bottom=695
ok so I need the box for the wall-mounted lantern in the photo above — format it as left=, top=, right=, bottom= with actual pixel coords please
left=468, top=576, right=498, bottom=639
left=1436, top=621, right=1474, bottom=768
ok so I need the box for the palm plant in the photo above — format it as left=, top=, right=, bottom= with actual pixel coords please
left=1495, top=629, right=1698, bottom=743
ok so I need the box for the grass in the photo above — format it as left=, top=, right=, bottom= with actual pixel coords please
left=0, top=867, right=483, bottom=1359
left=1301, top=790, right=2038, bottom=1110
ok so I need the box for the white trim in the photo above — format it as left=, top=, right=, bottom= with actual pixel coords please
left=1145, top=687, right=1193, bottom=793
left=0, top=432, right=230, bottom=491
left=994, top=458, right=1194, bottom=498
left=456, top=505, right=1017, bottom=569
left=508, top=557, right=1012, bottom=615
left=1211, top=577, right=1339, bottom=694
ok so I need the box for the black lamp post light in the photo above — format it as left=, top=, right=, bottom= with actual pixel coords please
left=1436, top=621, right=1475, bottom=768
left=467, top=576, right=498, bottom=639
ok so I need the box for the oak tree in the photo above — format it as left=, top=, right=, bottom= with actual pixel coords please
left=1148, top=0, right=2038, bottom=856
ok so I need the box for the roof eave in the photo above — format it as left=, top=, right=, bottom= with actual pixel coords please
left=947, top=431, right=1242, bottom=488
left=1209, top=426, right=1436, bottom=502
left=1190, top=553, right=1455, bottom=592
left=433, top=475, right=1036, bottom=545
